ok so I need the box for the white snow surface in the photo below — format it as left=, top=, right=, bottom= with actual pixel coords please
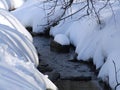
left=0, top=0, right=10, bottom=10
left=98, top=52, right=120, bottom=90
left=2, top=0, right=120, bottom=89
left=54, top=34, right=70, bottom=45
left=0, top=0, right=27, bottom=10
left=0, top=24, right=38, bottom=67
left=11, top=0, right=65, bottom=33
left=50, top=1, right=120, bottom=89
left=0, top=24, right=57, bottom=90
left=0, top=1, right=58, bottom=90
left=0, top=9, right=33, bottom=41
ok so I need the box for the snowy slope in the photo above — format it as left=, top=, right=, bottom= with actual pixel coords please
left=11, top=0, right=65, bottom=33
left=0, top=9, right=33, bottom=41
left=0, top=0, right=27, bottom=10
left=5, top=0, right=120, bottom=89
left=0, top=24, right=57, bottom=90
left=0, top=2, right=58, bottom=89
left=50, top=1, right=120, bottom=89
left=0, top=24, right=38, bottom=67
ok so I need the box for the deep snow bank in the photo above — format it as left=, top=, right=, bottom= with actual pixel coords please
left=0, top=0, right=27, bottom=10
left=0, top=9, right=33, bottom=42
left=50, top=1, right=120, bottom=89
left=8, top=0, right=120, bottom=89
left=0, top=5, right=58, bottom=90
left=0, top=24, right=57, bottom=90
left=11, top=0, right=65, bottom=33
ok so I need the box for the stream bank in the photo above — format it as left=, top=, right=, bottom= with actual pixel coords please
left=33, top=35, right=111, bottom=90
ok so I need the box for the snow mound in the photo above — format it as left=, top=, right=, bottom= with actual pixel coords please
left=0, top=24, right=38, bottom=66
left=98, top=52, right=120, bottom=90
left=50, top=1, right=120, bottom=89
left=0, top=44, right=57, bottom=90
left=0, top=0, right=10, bottom=10
left=0, top=24, right=57, bottom=90
left=11, top=0, right=65, bottom=33
left=11, top=0, right=26, bottom=9
left=0, top=0, right=26, bottom=10
left=0, top=9, right=33, bottom=42
left=54, top=34, right=70, bottom=45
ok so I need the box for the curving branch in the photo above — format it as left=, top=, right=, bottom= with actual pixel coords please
left=113, top=60, right=120, bottom=90
left=39, top=0, right=114, bottom=30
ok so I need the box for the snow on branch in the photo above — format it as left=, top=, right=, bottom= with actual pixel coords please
left=113, top=60, right=120, bottom=90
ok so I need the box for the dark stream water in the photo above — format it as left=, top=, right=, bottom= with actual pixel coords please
left=33, top=36, right=109, bottom=90
left=55, top=80, right=103, bottom=90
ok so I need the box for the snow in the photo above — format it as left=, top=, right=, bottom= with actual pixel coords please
left=11, top=0, right=65, bottom=33
left=0, top=0, right=9, bottom=10
left=0, top=46, right=56, bottom=90
left=98, top=52, right=120, bottom=90
left=0, top=0, right=61, bottom=90
left=0, top=1, right=59, bottom=89
left=0, top=24, right=38, bottom=67
left=49, top=0, right=120, bottom=89
left=11, top=0, right=26, bottom=9
left=1, top=0, right=120, bottom=89
left=54, top=34, right=70, bottom=45
left=0, top=24, right=57, bottom=90
left=0, top=0, right=27, bottom=10
left=0, top=9, right=33, bottom=42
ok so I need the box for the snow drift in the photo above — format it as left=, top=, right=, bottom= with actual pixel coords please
left=0, top=5, right=58, bottom=89
left=0, top=0, right=26, bottom=10
left=11, top=0, right=65, bottom=33
left=50, top=1, right=120, bottom=89
left=6, top=0, right=120, bottom=89
left=0, top=9, right=33, bottom=41
left=0, top=24, right=57, bottom=90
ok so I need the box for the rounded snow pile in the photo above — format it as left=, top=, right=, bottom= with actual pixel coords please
left=0, top=24, right=58, bottom=90
left=54, top=34, right=70, bottom=45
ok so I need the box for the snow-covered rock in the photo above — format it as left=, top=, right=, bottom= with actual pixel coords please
left=50, top=34, right=70, bottom=53
left=54, top=34, right=70, bottom=45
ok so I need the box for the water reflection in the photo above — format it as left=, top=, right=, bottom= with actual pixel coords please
left=55, top=80, right=103, bottom=90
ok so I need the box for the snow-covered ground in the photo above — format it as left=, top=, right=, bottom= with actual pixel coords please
left=0, top=2, right=58, bottom=89
left=1, top=0, right=120, bottom=90
left=11, top=0, right=65, bottom=33
left=0, top=24, right=57, bottom=90
left=0, top=0, right=27, bottom=10
left=0, top=9, right=33, bottom=41
left=50, top=1, right=120, bottom=89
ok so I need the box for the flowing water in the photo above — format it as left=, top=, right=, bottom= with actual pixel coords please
left=55, top=80, right=103, bottom=90
left=33, top=36, right=109, bottom=90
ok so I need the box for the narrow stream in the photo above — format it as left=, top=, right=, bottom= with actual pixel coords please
left=33, top=35, right=109, bottom=90
left=55, top=80, right=102, bottom=90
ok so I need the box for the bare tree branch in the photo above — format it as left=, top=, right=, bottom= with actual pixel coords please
left=113, top=60, right=120, bottom=90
